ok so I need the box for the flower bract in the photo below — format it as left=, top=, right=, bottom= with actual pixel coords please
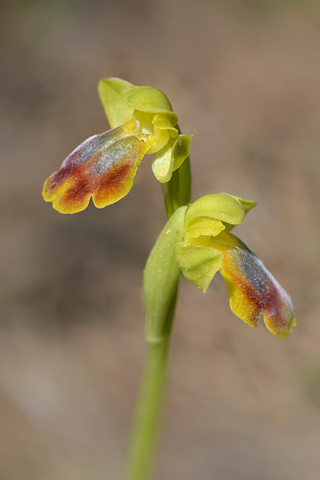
left=175, top=194, right=296, bottom=337
left=43, top=78, right=192, bottom=214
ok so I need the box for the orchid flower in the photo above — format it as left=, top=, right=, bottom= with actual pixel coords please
left=172, top=194, right=296, bottom=337
left=42, top=78, right=192, bottom=214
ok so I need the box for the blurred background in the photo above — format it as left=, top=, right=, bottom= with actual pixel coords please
left=1, top=0, right=320, bottom=478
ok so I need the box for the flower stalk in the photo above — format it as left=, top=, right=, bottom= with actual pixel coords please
left=121, top=156, right=191, bottom=480
left=120, top=323, right=172, bottom=480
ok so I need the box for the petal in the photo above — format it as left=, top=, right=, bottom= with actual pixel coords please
left=146, top=127, right=171, bottom=155
left=152, top=113, right=178, bottom=131
left=152, top=141, right=173, bottom=183
left=210, top=231, right=296, bottom=337
left=42, top=120, right=150, bottom=214
left=128, top=111, right=180, bottom=156
left=152, top=134, right=192, bottom=183
left=171, top=134, right=192, bottom=172
left=184, top=217, right=225, bottom=243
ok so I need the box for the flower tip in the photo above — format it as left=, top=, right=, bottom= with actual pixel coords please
left=263, top=294, right=296, bottom=338
left=42, top=175, right=90, bottom=214
left=235, top=196, right=257, bottom=214
left=221, top=238, right=297, bottom=338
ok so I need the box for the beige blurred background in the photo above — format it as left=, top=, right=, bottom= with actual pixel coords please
left=1, top=0, right=320, bottom=479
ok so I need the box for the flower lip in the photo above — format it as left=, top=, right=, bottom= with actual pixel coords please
left=42, top=120, right=150, bottom=214
left=211, top=232, right=296, bottom=337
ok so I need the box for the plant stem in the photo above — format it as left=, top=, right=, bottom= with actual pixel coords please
left=120, top=339, right=170, bottom=480
left=161, top=155, right=191, bottom=218
left=121, top=138, right=191, bottom=480
left=121, top=287, right=178, bottom=480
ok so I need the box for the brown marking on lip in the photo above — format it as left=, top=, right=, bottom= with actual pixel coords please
left=45, top=149, right=103, bottom=194
left=43, top=131, right=148, bottom=213
left=223, top=259, right=291, bottom=334
left=224, top=264, right=262, bottom=324
left=63, top=174, right=91, bottom=204
left=55, top=163, right=78, bottom=182
left=93, top=161, right=135, bottom=206
left=44, top=156, right=135, bottom=211
left=44, top=165, right=80, bottom=196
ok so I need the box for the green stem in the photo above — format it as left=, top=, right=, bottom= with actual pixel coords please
left=161, top=155, right=191, bottom=218
left=121, top=276, right=179, bottom=480
left=121, top=288, right=178, bottom=480
left=121, top=130, right=191, bottom=480
left=120, top=341, right=169, bottom=480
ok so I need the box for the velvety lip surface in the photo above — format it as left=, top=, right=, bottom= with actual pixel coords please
left=211, top=232, right=296, bottom=337
left=43, top=125, right=149, bottom=214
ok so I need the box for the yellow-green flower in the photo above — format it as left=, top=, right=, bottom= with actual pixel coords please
left=42, top=78, right=192, bottom=214
left=175, top=194, right=296, bottom=338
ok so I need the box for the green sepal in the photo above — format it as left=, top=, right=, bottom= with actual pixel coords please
left=224, top=196, right=257, bottom=231
left=98, top=78, right=134, bottom=129
left=236, top=196, right=257, bottom=214
left=144, top=206, right=187, bottom=342
left=175, top=243, right=223, bottom=293
left=122, top=86, right=173, bottom=113
left=185, top=194, right=245, bottom=230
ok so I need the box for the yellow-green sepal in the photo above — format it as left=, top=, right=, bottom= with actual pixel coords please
left=224, top=196, right=257, bottom=231
left=144, top=206, right=187, bottom=342
left=152, top=134, right=192, bottom=183
left=122, top=85, right=173, bottom=113
left=175, top=243, right=223, bottom=293
left=235, top=196, right=257, bottom=214
left=185, top=194, right=245, bottom=229
left=98, top=78, right=134, bottom=129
